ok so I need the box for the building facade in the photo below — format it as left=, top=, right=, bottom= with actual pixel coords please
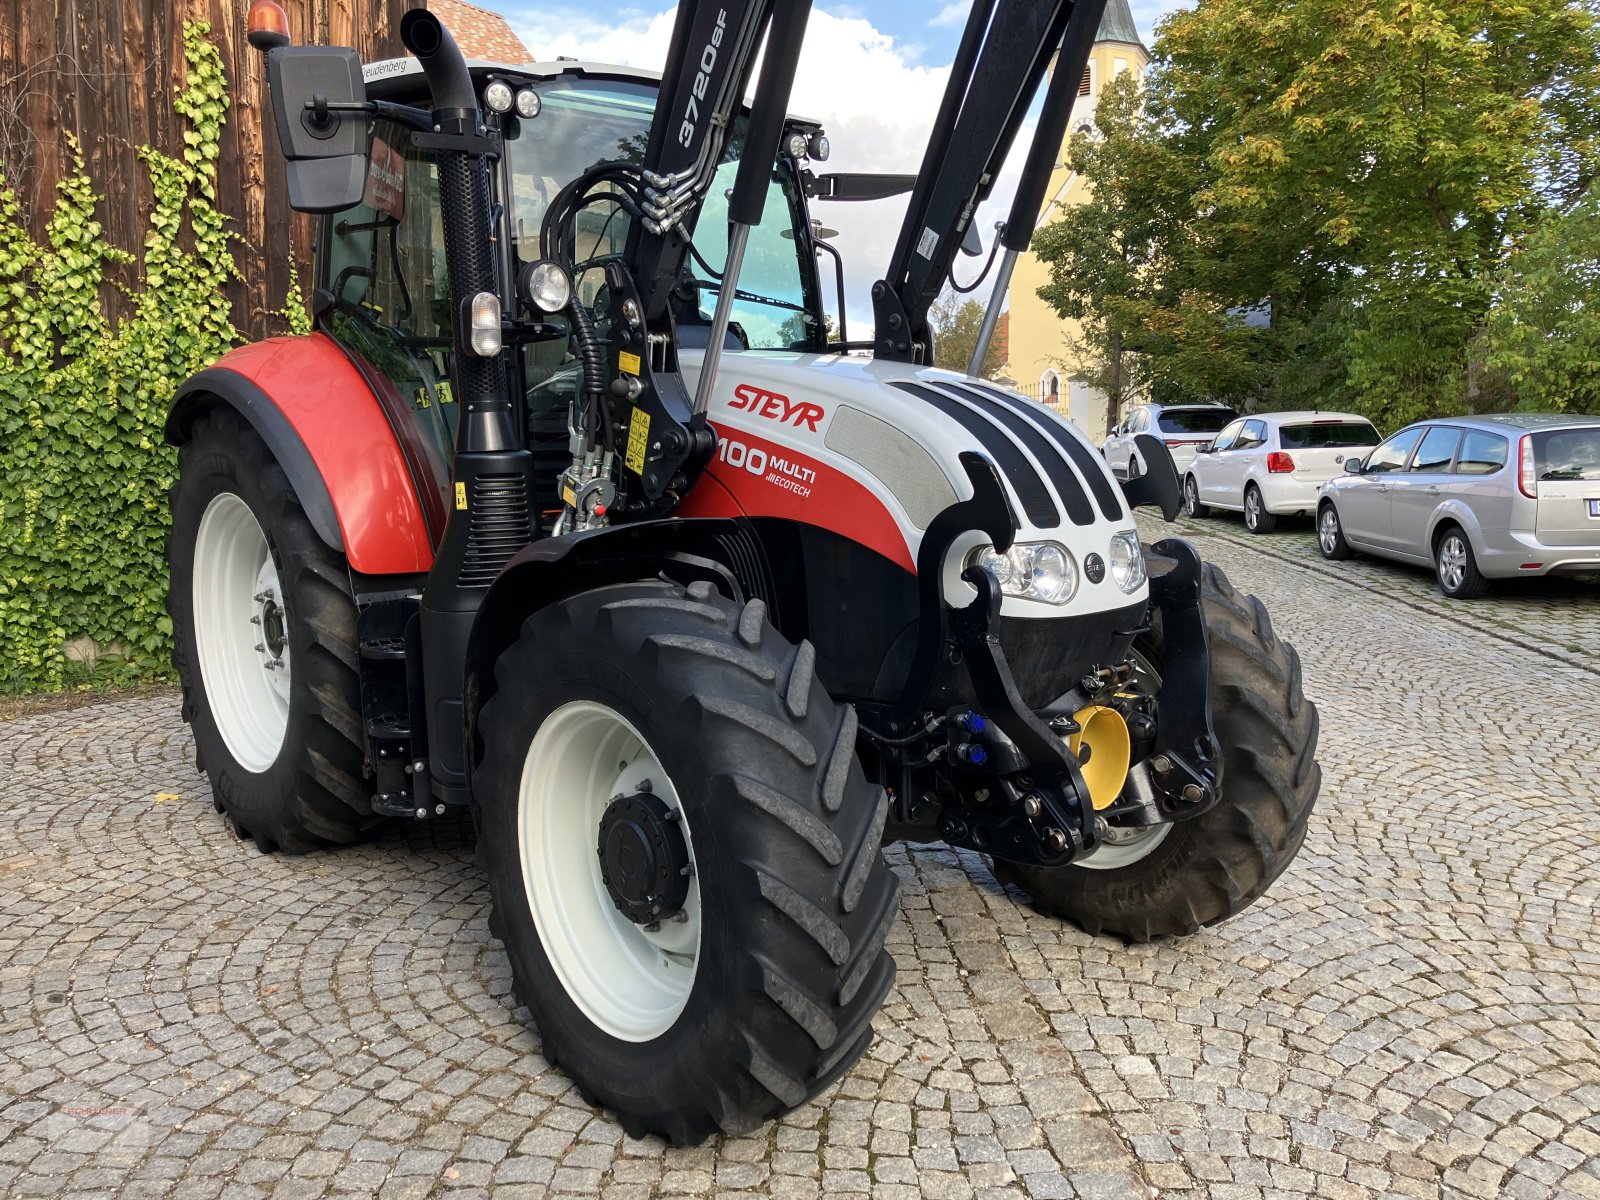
left=1002, top=0, right=1148, bottom=439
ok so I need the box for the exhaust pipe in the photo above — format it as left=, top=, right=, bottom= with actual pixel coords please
left=399, top=10, right=478, bottom=121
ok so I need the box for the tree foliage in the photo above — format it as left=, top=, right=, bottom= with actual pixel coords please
left=1034, top=0, right=1600, bottom=428
left=0, top=23, right=239, bottom=691
left=929, top=291, right=1005, bottom=378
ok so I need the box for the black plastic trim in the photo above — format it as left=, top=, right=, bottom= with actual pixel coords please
left=948, top=382, right=1094, bottom=526
left=965, top=382, right=1126, bottom=521
left=166, top=367, right=344, bottom=553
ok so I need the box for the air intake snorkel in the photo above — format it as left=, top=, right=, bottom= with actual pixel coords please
left=399, top=9, right=478, bottom=126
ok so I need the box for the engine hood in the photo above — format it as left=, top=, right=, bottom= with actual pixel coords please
left=673, top=350, right=1146, bottom=618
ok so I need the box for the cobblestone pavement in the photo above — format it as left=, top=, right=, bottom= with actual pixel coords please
left=3, top=531, right=1598, bottom=1200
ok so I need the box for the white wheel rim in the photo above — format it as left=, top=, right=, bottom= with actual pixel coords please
left=1186, top=479, right=1198, bottom=511
left=1246, top=490, right=1261, bottom=526
left=1076, top=650, right=1174, bottom=871
left=192, top=492, right=291, bottom=773
left=1439, top=537, right=1466, bottom=590
left=1319, top=508, right=1338, bottom=553
left=517, top=701, right=701, bottom=1042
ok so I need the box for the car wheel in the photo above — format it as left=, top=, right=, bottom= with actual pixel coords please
left=1434, top=527, right=1488, bottom=599
left=1184, top=475, right=1209, bottom=519
left=1243, top=484, right=1277, bottom=534
left=1317, top=503, right=1354, bottom=560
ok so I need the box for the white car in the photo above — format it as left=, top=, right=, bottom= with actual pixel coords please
left=1103, top=403, right=1236, bottom=482
left=1184, top=411, right=1381, bottom=533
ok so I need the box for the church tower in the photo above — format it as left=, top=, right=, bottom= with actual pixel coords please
left=1001, top=0, right=1148, bottom=438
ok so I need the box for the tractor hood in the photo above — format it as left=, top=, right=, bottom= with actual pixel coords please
left=673, top=350, right=1146, bottom=619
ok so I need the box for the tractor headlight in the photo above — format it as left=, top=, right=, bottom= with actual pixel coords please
left=810, top=133, right=830, bottom=161
left=515, top=88, right=541, bottom=119
left=965, top=541, right=1079, bottom=605
left=483, top=80, right=515, bottom=114
left=786, top=131, right=811, bottom=160
left=1108, top=530, right=1146, bottom=593
left=468, top=291, right=502, bottom=356
left=517, top=258, right=573, bottom=314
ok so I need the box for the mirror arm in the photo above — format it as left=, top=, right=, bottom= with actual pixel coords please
left=304, top=98, right=434, bottom=132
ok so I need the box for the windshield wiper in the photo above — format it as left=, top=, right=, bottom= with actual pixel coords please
left=686, top=277, right=807, bottom=313
left=1541, top=469, right=1589, bottom=480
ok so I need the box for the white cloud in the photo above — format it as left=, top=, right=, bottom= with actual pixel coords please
left=930, top=2, right=970, bottom=29
left=499, top=4, right=1036, bottom=332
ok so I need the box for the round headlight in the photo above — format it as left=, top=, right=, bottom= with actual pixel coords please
left=515, top=88, right=541, bottom=119
left=1109, top=531, right=1146, bottom=594
left=483, top=81, right=515, bottom=114
left=810, top=133, right=830, bottom=161
left=786, top=131, right=811, bottom=160
left=975, top=547, right=1019, bottom=590
left=1026, top=543, right=1078, bottom=604
left=517, top=258, right=573, bottom=314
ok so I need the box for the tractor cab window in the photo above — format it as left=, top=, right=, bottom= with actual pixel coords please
left=319, top=119, right=455, bottom=466
left=686, top=160, right=820, bottom=350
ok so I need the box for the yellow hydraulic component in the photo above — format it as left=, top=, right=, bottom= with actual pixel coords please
left=1068, top=705, right=1132, bottom=811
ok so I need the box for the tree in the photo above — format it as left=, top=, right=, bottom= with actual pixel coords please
left=1034, top=0, right=1600, bottom=428
left=928, top=291, right=1005, bottom=378
left=1481, top=183, right=1600, bottom=414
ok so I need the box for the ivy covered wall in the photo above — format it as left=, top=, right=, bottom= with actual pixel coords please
left=0, top=22, right=237, bottom=691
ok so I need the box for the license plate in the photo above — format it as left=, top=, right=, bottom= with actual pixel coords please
left=1590, top=499, right=1600, bottom=518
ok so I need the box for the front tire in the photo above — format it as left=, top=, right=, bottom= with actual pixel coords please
left=1184, top=475, right=1209, bottom=518
left=1318, top=502, right=1354, bottom=560
left=1243, top=484, right=1277, bottom=533
left=166, top=407, right=372, bottom=852
left=474, top=580, right=899, bottom=1145
left=998, top=563, right=1319, bottom=941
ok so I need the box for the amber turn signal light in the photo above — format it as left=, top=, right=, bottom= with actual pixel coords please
left=246, top=0, right=291, bottom=51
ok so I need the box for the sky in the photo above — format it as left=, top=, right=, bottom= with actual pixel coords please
left=493, top=1, right=1193, bottom=331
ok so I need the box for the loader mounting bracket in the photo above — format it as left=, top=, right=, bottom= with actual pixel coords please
left=1141, top=537, right=1220, bottom=816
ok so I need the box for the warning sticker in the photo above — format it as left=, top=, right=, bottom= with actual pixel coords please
left=364, top=134, right=406, bottom=221
left=618, top=350, right=641, bottom=376
left=454, top=481, right=467, bottom=510
left=625, top=409, right=651, bottom=475
left=916, top=226, right=939, bottom=260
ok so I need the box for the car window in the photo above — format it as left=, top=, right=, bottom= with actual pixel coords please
left=1211, top=420, right=1245, bottom=453
left=1277, top=420, right=1380, bottom=449
left=1131, top=410, right=1150, bottom=433
left=1236, top=419, right=1268, bottom=450
left=1410, top=426, right=1461, bottom=473
left=1456, top=431, right=1509, bottom=476
left=1364, top=427, right=1424, bottom=474
left=1534, top=428, right=1600, bottom=481
left=1157, top=409, right=1235, bottom=435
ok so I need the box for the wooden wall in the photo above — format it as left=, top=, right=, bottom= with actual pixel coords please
left=0, top=0, right=410, bottom=339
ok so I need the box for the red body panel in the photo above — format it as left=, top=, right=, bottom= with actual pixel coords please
left=676, top=423, right=915, bottom=572
left=208, top=335, right=435, bottom=575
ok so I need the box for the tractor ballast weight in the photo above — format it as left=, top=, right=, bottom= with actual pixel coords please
left=166, top=0, right=1321, bottom=1143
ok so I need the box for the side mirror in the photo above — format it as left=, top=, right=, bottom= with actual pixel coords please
left=266, top=47, right=370, bottom=212
left=1345, top=459, right=1364, bottom=474
left=960, top=221, right=985, bottom=258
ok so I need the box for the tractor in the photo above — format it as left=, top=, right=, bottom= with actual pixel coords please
left=165, top=0, right=1320, bottom=1144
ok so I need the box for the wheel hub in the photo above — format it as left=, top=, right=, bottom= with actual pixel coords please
left=257, top=590, right=287, bottom=661
left=597, top=790, right=691, bottom=924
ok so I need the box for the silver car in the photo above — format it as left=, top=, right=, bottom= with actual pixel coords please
left=1316, top=414, right=1600, bottom=598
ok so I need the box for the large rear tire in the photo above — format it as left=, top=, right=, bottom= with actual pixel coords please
left=474, top=580, right=900, bottom=1145
left=167, top=407, right=372, bottom=852
left=997, top=563, right=1319, bottom=941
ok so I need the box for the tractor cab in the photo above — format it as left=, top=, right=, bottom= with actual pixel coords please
left=321, top=57, right=832, bottom=524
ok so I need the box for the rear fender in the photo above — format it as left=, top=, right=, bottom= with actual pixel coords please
left=166, top=335, right=434, bottom=575
left=463, top=518, right=750, bottom=769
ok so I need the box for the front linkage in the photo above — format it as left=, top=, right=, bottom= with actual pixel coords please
left=867, top=461, right=1220, bottom=870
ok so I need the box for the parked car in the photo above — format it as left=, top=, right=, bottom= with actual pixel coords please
left=1104, top=402, right=1236, bottom=482
left=1183, top=411, right=1381, bottom=533
left=1316, top=414, right=1600, bottom=598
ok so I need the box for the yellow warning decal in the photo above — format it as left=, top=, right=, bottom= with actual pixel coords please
left=436, top=380, right=454, bottom=406
left=561, top=484, right=577, bottom=508
left=619, top=350, right=641, bottom=376
left=454, top=481, right=468, bottom=510
left=626, top=409, right=651, bottom=475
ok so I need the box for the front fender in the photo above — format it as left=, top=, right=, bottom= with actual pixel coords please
left=166, top=334, right=434, bottom=576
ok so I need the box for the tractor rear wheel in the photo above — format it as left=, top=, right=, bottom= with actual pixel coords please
left=997, top=562, right=1319, bottom=941
left=167, top=406, right=372, bottom=852
left=474, top=580, right=900, bottom=1145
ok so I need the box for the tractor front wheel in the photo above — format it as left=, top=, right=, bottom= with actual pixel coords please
left=474, top=580, right=900, bottom=1145
left=997, top=562, right=1319, bottom=941
left=167, top=407, right=372, bottom=852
